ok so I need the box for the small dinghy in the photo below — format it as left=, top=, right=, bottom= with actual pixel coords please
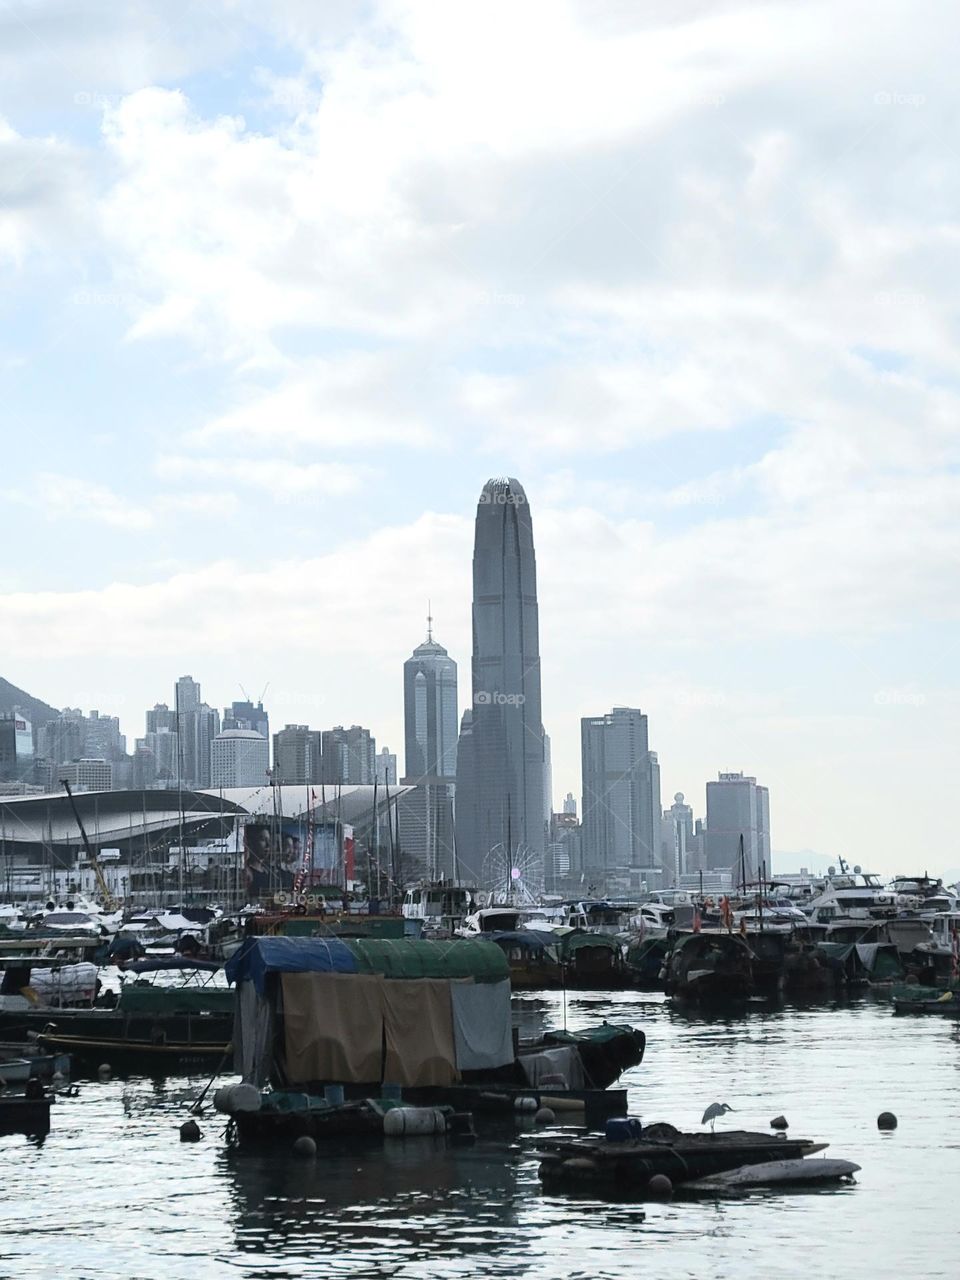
left=0, top=1058, right=33, bottom=1085
left=685, top=1157, right=860, bottom=1192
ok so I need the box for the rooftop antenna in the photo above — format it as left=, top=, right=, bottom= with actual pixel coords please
left=426, top=601, right=433, bottom=643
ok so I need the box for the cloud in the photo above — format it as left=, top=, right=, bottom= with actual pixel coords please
left=156, top=454, right=370, bottom=497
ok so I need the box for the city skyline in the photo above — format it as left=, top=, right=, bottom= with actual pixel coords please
left=1, top=3, right=957, bottom=877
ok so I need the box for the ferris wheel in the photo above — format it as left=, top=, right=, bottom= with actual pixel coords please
left=481, top=842, right=543, bottom=905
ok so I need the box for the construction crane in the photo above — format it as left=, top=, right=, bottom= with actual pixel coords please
left=61, top=779, right=119, bottom=911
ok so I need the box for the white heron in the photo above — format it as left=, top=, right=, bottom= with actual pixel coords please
left=701, top=1101, right=735, bottom=1133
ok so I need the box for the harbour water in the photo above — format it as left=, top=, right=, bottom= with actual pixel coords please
left=3, top=989, right=959, bottom=1279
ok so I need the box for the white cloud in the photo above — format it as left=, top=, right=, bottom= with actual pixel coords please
left=156, top=454, right=370, bottom=497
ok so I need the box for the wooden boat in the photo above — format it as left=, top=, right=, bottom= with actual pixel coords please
left=35, top=1029, right=229, bottom=1073
left=664, top=932, right=753, bottom=1002
left=536, top=1124, right=827, bottom=1193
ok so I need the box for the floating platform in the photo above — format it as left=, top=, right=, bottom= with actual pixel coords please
left=536, top=1125, right=826, bottom=1193
left=0, top=1092, right=52, bottom=1138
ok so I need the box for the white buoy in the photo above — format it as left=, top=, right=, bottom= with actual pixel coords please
left=383, top=1107, right=447, bottom=1137
left=514, top=1096, right=538, bottom=1113
left=98, top=1063, right=112, bottom=1080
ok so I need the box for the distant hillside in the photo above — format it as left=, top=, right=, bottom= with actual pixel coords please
left=772, top=849, right=844, bottom=876
left=0, top=677, right=60, bottom=727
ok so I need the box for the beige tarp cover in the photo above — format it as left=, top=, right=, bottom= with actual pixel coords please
left=381, top=978, right=459, bottom=1086
left=282, top=972, right=384, bottom=1084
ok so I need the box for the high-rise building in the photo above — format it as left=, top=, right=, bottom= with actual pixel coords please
left=401, top=617, right=458, bottom=883
left=223, top=699, right=269, bottom=740
left=403, top=618, right=458, bottom=782
left=661, top=791, right=705, bottom=881
left=38, top=708, right=126, bottom=766
left=546, top=808, right=582, bottom=894
left=563, top=792, right=577, bottom=816
left=455, top=477, right=545, bottom=885
left=320, top=725, right=376, bottom=785
left=580, top=706, right=663, bottom=890
left=705, top=772, right=771, bottom=881
left=376, top=748, right=397, bottom=786
left=0, top=713, right=34, bottom=783
left=173, top=677, right=219, bottom=788
left=272, top=725, right=320, bottom=785
left=211, top=730, right=270, bottom=788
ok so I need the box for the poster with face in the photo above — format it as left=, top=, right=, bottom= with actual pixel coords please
left=243, top=823, right=301, bottom=896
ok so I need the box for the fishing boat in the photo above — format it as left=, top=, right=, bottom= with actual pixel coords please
left=0, top=1087, right=52, bottom=1137
left=663, top=932, right=753, bottom=1002
left=0, top=958, right=232, bottom=1072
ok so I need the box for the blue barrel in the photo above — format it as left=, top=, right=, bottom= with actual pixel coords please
left=605, top=1117, right=642, bottom=1143
left=324, top=1084, right=345, bottom=1107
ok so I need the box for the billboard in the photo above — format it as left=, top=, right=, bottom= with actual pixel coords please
left=243, top=821, right=349, bottom=895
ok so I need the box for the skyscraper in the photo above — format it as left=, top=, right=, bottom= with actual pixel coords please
left=705, top=772, right=771, bottom=881
left=320, top=725, right=376, bottom=784
left=173, top=676, right=219, bottom=789
left=211, top=730, right=269, bottom=788
left=400, top=617, right=458, bottom=881
left=403, top=616, right=458, bottom=782
left=580, top=706, right=663, bottom=890
left=272, top=725, right=320, bottom=784
left=455, top=477, right=545, bottom=885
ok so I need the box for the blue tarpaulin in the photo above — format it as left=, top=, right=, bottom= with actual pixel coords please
left=225, top=937, right=359, bottom=993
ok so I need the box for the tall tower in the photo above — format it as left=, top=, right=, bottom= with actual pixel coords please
left=399, top=613, right=458, bottom=882
left=455, top=477, right=545, bottom=885
left=403, top=611, right=459, bottom=782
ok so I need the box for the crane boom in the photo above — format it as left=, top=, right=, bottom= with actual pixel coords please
left=61, top=780, right=119, bottom=911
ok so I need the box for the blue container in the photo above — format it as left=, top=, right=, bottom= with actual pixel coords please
left=324, top=1084, right=345, bottom=1107
left=605, top=1117, right=642, bottom=1143
left=382, top=1083, right=403, bottom=1102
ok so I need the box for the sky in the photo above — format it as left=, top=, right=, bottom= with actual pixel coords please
left=1, top=0, right=958, bottom=877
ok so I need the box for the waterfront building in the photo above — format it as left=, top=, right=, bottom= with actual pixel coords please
left=272, top=725, right=320, bottom=785
left=57, top=758, right=112, bottom=792
left=320, top=725, right=376, bottom=785
left=704, top=771, right=771, bottom=881
left=455, top=477, right=545, bottom=886
left=211, top=730, right=269, bottom=788
left=580, top=706, right=663, bottom=891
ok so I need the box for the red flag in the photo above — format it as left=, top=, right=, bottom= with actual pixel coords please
left=692, top=908, right=702, bottom=933
left=342, top=824, right=355, bottom=884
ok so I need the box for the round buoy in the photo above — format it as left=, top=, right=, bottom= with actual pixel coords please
left=179, top=1119, right=202, bottom=1143
left=514, top=1096, right=538, bottom=1113
left=293, top=1135, right=317, bottom=1158
left=534, top=1107, right=556, bottom=1126
left=877, top=1111, right=898, bottom=1130
left=51, top=1072, right=66, bottom=1089
left=98, top=1064, right=112, bottom=1080
left=770, top=1115, right=789, bottom=1130
left=647, top=1174, right=673, bottom=1197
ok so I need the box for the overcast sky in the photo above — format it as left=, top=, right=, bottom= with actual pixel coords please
left=1, top=0, right=957, bottom=875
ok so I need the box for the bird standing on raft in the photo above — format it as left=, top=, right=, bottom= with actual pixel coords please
left=702, top=1102, right=735, bottom=1133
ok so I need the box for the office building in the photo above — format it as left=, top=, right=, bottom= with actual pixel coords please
left=455, top=477, right=545, bottom=885
left=580, top=706, right=662, bottom=890
left=211, top=730, right=269, bottom=788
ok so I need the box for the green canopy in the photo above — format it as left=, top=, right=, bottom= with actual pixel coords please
left=345, top=937, right=509, bottom=982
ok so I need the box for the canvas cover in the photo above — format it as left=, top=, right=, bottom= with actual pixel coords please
left=282, top=972, right=384, bottom=1084
left=381, top=979, right=459, bottom=1086
left=450, top=978, right=514, bottom=1070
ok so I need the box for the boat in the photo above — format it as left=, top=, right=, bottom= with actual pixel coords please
left=487, top=930, right=563, bottom=988
left=892, top=984, right=960, bottom=1016
left=664, top=932, right=753, bottom=1002
left=0, top=1057, right=32, bottom=1084
left=0, top=958, right=233, bottom=1071
left=219, top=936, right=644, bottom=1145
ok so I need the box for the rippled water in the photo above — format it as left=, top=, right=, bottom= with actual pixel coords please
left=3, top=990, right=959, bottom=1279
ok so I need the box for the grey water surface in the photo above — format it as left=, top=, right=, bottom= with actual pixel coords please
left=2, top=991, right=958, bottom=1280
